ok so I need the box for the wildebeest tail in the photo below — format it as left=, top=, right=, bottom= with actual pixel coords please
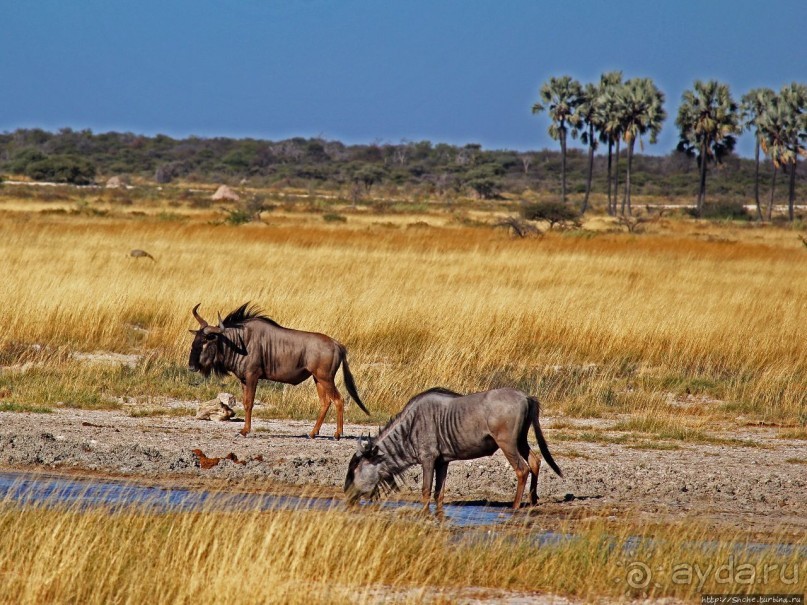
left=527, top=396, right=562, bottom=477
left=341, top=348, right=370, bottom=416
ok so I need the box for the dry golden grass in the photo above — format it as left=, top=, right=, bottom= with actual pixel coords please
left=0, top=195, right=805, bottom=426
left=1, top=194, right=806, bottom=602
left=0, top=501, right=804, bottom=604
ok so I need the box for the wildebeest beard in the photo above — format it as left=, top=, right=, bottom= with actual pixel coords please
left=367, top=470, right=400, bottom=501
left=209, top=357, right=229, bottom=378
left=376, top=473, right=399, bottom=497
left=202, top=333, right=248, bottom=378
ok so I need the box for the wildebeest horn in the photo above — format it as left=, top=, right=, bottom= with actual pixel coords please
left=192, top=303, right=208, bottom=328
left=218, top=311, right=224, bottom=329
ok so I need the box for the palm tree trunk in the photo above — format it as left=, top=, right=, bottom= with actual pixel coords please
left=613, top=138, right=621, bottom=215
left=767, top=165, right=777, bottom=221
left=581, top=124, right=595, bottom=214
left=623, top=139, right=634, bottom=216
left=753, top=139, right=762, bottom=221
left=788, top=156, right=797, bottom=222
left=697, top=143, right=708, bottom=215
left=606, top=140, right=614, bottom=216
left=560, top=129, right=568, bottom=203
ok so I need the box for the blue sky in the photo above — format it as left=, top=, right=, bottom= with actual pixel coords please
left=2, top=0, right=805, bottom=156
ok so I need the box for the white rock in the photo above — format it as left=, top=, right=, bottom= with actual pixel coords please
left=196, top=393, right=236, bottom=421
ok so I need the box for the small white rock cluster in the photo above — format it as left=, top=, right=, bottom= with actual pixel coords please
left=195, top=393, right=236, bottom=421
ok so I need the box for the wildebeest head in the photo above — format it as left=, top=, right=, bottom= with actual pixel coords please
left=187, top=304, right=227, bottom=376
left=344, top=435, right=384, bottom=504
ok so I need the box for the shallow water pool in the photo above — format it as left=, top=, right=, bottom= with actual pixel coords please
left=0, top=471, right=520, bottom=528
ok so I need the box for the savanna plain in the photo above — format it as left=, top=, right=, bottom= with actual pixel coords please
left=0, top=184, right=805, bottom=603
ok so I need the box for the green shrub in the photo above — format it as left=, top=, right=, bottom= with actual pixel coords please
left=5, top=148, right=46, bottom=174
left=223, top=208, right=252, bottom=225
left=689, top=201, right=750, bottom=221
left=323, top=213, right=347, bottom=223
left=26, top=155, right=96, bottom=185
left=521, top=200, right=581, bottom=230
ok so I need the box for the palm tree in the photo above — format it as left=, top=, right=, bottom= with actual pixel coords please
left=758, top=94, right=795, bottom=220
left=618, top=78, right=666, bottom=216
left=594, top=72, right=624, bottom=215
left=576, top=71, right=624, bottom=215
left=779, top=83, right=807, bottom=221
left=741, top=88, right=776, bottom=221
left=675, top=80, right=741, bottom=215
left=577, top=82, right=600, bottom=214
left=532, top=76, right=583, bottom=203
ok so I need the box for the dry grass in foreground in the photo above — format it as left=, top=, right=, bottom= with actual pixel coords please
left=0, top=204, right=805, bottom=429
left=0, top=500, right=804, bottom=604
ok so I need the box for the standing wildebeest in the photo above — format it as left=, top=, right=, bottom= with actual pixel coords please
left=344, top=387, right=562, bottom=511
left=188, top=303, right=369, bottom=439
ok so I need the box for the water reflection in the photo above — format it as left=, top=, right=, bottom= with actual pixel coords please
left=0, top=471, right=513, bottom=528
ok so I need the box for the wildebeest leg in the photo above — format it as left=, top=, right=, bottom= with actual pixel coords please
left=433, top=460, right=449, bottom=513
left=309, top=380, right=331, bottom=439
left=314, top=382, right=344, bottom=440
left=499, top=444, right=530, bottom=509
left=421, top=458, right=435, bottom=513
left=330, top=386, right=345, bottom=441
left=528, top=450, right=541, bottom=506
left=239, top=373, right=259, bottom=437
left=518, top=439, right=541, bottom=505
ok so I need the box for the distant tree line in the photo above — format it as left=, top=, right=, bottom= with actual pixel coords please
left=532, top=74, right=806, bottom=220
left=0, top=76, right=804, bottom=220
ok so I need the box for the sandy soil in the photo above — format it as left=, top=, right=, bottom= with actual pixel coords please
left=1, top=403, right=805, bottom=534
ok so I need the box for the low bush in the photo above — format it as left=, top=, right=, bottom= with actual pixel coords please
left=690, top=201, right=751, bottom=221
left=323, top=213, right=347, bottom=223
left=26, top=155, right=96, bottom=185
left=520, top=200, right=581, bottom=230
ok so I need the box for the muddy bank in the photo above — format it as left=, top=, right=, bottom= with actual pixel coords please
left=0, top=407, right=805, bottom=532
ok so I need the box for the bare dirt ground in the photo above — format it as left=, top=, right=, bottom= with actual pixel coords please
left=1, top=401, right=805, bottom=536
left=0, top=402, right=807, bottom=533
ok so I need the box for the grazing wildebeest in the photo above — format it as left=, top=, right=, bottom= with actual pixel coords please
left=344, top=387, right=562, bottom=511
left=188, top=303, right=369, bottom=439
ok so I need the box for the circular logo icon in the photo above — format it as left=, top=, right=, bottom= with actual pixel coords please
left=626, top=562, right=651, bottom=589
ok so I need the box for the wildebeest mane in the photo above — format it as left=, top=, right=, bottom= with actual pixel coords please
left=221, top=302, right=282, bottom=329
left=406, top=386, right=462, bottom=404
left=375, top=386, right=463, bottom=442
